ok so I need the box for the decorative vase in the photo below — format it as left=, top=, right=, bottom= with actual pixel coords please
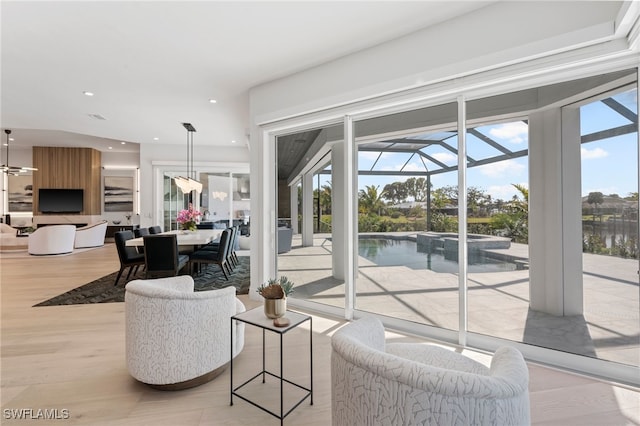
left=181, top=221, right=197, bottom=232
left=264, top=298, right=287, bottom=319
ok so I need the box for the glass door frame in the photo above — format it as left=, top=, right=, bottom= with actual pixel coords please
left=151, top=161, right=249, bottom=231
left=259, top=64, right=639, bottom=386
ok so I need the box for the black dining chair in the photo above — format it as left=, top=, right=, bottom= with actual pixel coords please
left=148, top=226, right=163, bottom=234
left=134, top=227, right=149, bottom=238
left=200, top=226, right=238, bottom=270
left=114, top=230, right=146, bottom=286
left=189, top=228, right=231, bottom=280
left=133, top=227, right=150, bottom=255
left=142, top=234, right=189, bottom=279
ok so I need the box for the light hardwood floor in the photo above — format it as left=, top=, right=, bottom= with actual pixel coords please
left=1, top=245, right=638, bottom=425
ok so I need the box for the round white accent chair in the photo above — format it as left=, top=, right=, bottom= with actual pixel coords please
left=331, top=317, right=531, bottom=426
left=125, top=276, right=245, bottom=390
left=74, top=220, right=108, bottom=248
left=27, top=225, right=76, bottom=255
left=0, top=223, right=18, bottom=234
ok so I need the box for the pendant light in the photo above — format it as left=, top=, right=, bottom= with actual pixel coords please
left=1, top=129, right=38, bottom=175
left=174, top=123, right=202, bottom=194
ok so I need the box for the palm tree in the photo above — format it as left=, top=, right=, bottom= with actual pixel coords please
left=490, top=183, right=529, bottom=243
left=359, top=185, right=386, bottom=215
left=319, top=183, right=332, bottom=214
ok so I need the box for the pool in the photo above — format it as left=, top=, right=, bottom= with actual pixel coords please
left=358, top=238, right=518, bottom=273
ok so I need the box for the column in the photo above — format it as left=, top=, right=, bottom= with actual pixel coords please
left=290, top=184, right=299, bottom=235
left=302, top=172, right=314, bottom=247
left=528, top=107, right=583, bottom=316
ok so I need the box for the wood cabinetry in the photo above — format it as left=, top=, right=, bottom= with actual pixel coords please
left=32, top=147, right=102, bottom=215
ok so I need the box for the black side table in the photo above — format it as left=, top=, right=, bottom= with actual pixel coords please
left=230, top=307, right=312, bottom=425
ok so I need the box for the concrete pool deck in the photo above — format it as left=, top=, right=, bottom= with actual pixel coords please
left=278, top=232, right=639, bottom=367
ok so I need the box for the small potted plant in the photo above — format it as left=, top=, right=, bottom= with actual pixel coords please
left=257, top=276, right=294, bottom=319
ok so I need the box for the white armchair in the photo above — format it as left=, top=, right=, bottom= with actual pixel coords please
left=74, top=220, right=108, bottom=248
left=125, top=276, right=245, bottom=390
left=331, top=317, right=530, bottom=426
left=0, top=223, right=18, bottom=234
left=28, top=225, right=76, bottom=255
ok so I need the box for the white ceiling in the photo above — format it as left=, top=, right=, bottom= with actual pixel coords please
left=0, top=1, right=495, bottom=153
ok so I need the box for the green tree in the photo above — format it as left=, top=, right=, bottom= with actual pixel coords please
left=319, top=183, right=332, bottom=215
left=490, top=183, right=529, bottom=243
left=432, top=185, right=457, bottom=208
left=467, top=186, right=492, bottom=217
left=358, top=185, right=386, bottom=216
left=382, top=181, right=407, bottom=204
left=587, top=191, right=604, bottom=229
left=587, top=191, right=604, bottom=211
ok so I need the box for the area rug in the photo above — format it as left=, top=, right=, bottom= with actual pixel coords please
left=34, top=256, right=250, bottom=307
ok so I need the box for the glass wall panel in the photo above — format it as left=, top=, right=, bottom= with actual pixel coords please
left=276, top=125, right=345, bottom=309
left=232, top=173, right=250, bottom=236
left=578, top=84, right=638, bottom=366
left=163, top=172, right=188, bottom=231
left=466, top=68, right=639, bottom=368
left=200, top=172, right=231, bottom=228
left=464, top=113, right=531, bottom=343
left=354, top=102, right=460, bottom=329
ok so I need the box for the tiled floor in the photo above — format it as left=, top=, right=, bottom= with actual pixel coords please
left=279, top=233, right=640, bottom=367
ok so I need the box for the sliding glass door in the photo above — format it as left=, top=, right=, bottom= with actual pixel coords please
left=353, top=102, right=460, bottom=331
left=271, top=66, right=639, bottom=381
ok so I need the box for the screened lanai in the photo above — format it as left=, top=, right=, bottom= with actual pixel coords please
left=274, top=67, right=639, bottom=377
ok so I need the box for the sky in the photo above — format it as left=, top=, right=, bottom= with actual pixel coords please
left=324, top=87, right=638, bottom=203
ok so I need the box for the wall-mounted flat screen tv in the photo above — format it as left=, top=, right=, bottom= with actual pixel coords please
left=38, top=189, right=84, bottom=213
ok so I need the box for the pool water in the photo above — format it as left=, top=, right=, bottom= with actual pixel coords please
left=358, top=238, right=517, bottom=274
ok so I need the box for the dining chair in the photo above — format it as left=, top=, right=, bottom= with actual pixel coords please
left=143, top=234, right=189, bottom=279
left=199, top=226, right=237, bottom=270
left=114, top=230, right=146, bottom=286
left=133, top=227, right=150, bottom=256
left=148, top=226, right=163, bottom=234
left=189, top=228, right=231, bottom=280
left=134, top=227, right=150, bottom=238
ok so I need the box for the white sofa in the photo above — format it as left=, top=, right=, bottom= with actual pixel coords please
left=28, top=225, right=77, bottom=255
left=125, top=276, right=245, bottom=390
left=74, top=220, right=108, bottom=248
left=331, top=317, right=530, bottom=426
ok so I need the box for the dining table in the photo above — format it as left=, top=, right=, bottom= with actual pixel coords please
left=125, top=229, right=222, bottom=248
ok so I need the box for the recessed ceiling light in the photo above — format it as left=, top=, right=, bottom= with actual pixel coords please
left=108, top=146, right=113, bottom=150
left=209, top=99, right=217, bottom=104
left=8, top=138, right=14, bottom=141
left=121, top=141, right=126, bottom=145
left=153, top=137, right=159, bottom=141
left=231, top=140, right=236, bottom=144
left=83, top=91, right=94, bottom=96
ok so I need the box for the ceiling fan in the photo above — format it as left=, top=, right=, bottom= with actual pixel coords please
left=1, top=129, right=38, bottom=175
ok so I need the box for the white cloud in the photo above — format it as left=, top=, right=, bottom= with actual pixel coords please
left=380, top=162, right=426, bottom=172
left=476, top=160, right=525, bottom=178
left=581, top=147, right=608, bottom=160
left=488, top=122, right=528, bottom=144
left=359, top=151, right=381, bottom=161
left=487, top=183, right=528, bottom=200
left=431, top=152, right=457, bottom=164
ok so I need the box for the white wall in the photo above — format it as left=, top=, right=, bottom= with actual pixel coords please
left=249, top=1, right=622, bottom=123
